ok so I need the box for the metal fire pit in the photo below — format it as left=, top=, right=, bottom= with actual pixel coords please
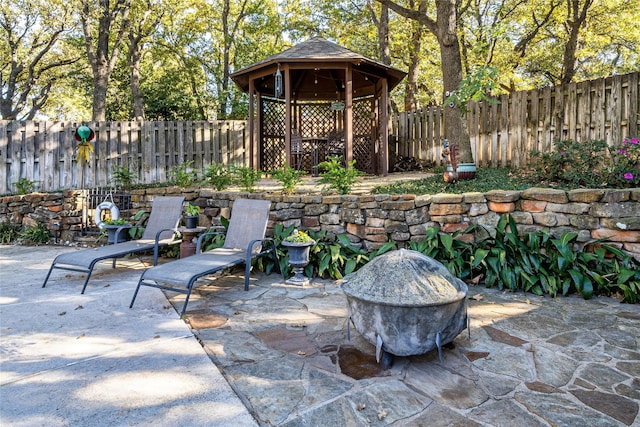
left=342, top=249, right=468, bottom=366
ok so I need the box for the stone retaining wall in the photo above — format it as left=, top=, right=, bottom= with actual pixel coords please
left=2, top=187, right=639, bottom=259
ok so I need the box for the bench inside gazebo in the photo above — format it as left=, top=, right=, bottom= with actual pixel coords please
left=230, top=37, right=406, bottom=176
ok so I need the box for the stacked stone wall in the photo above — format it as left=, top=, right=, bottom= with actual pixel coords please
left=1, top=187, right=639, bottom=259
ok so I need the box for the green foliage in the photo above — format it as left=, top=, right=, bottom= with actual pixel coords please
left=0, top=222, right=21, bottom=244
left=128, top=209, right=148, bottom=240
left=283, top=229, right=313, bottom=243
left=408, top=225, right=478, bottom=282
left=103, top=218, right=130, bottom=226
left=317, top=157, right=364, bottom=194
left=445, top=66, right=500, bottom=113
left=609, top=137, right=640, bottom=187
left=204, top=163, right=233, bottom=191
left=232, top=165, right=262, bottom=193
left=374, top=167, right=530, bottom=195
left=270, top=165, right=305, bottom=195
left=13, top=178, right=37, bottom=194
left=110, top=164, right=136, bottom=189
left=185, top=203, right=200, bottom=216
left=170, top=161, right=198, bottom=187
left=19, top=223, right=50, bottom=244
left=524, top=139, right=610, bottom=188
left=270, top=224, right=395, bottom=280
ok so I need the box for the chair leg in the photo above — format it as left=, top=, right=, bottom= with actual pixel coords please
left=179, top=280, right=197, bottom=317
left=129, top=276, right=145, bottom=309
left=244, top=261, right=252, bottom=291
left=42, top=264, right=56, bottom=288
left=80, top=268, right=95, bottom=294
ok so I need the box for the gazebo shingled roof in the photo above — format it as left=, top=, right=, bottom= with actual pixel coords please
left=231, top=37, right=406, bottom=175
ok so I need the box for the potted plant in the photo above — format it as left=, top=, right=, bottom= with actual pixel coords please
left=103, top=218, right=132, bottom=244
left=281, top=229, right=315, bottom=285
left=184, top=203, right=200, bottom=229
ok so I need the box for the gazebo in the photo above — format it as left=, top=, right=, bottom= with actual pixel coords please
left=230, top=37, right=406, bottom=175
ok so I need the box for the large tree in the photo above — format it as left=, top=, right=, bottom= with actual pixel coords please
left=377, top=0, right=474, bottom=163
left=0, top=0, right=78, bottom=120
left=80, top=0, right=131, bottom=121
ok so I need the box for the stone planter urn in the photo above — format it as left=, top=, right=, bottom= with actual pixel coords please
left=282, top=230, right=315, bottom=286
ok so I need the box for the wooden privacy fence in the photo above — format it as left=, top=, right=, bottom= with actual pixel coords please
left=391, top=71, right=639, bottom=168
left=0, top=120, right=248, bottom=194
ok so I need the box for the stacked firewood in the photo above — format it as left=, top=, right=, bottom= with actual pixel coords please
left=391, top=154, right=433, bottom=172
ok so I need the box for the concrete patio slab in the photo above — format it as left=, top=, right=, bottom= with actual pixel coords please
left=0, top=245, right=256, bottom=427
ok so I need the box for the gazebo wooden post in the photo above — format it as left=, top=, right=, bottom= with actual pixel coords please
left=345, top=65, right=353, bottom=165
left=284, top=64, right=292, bottom=168
left=248, top=79, right=256, bottom=168
left=380, top=78, right=389, bottom=176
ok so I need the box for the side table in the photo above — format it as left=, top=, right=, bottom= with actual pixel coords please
left=178, top=227, right=206, bottom=258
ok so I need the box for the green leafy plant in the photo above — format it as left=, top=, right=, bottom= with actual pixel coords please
left=0, top=222, right=21, bottom=243
left=19, top=223, right=50, bottom=244
left=271, top=165, right=305, bottom=195
left=317, top=156, right=364, bottom=194
left=185, top=203, right=200, bottom=216
left=204, top=163, right=233, bottom=191
left=408, top=225, right=478, bottom=282
left=284, top=229, right=314, bottom=243
left=444, top=65, right=500, bottom=113
left=232, top=165, right=261, bottom=192
left=608, top=136, right=640, bottom=187
left=13, top=178, right=37, bottom=194
left=103, top=218, right=130, bottom=226
left=110, top=164, right=136, bottom=189
left=170, top=160, right=198, bottom=187
left=525, top=139, right=610, bottom=188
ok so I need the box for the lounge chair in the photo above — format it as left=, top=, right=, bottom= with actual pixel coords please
left=42, top=196, right=185, bottom=293
left=129, top=198, right=279, bottom=317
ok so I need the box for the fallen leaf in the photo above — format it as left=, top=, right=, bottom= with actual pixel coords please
left=356, top=404, right=366, bottom=411
left=58, top=311, right=66, bottom=316
left=470, top=294, right=484, bottom=301
left=378, top=410, right=387, bottom=420
left=297, top=351, right=306, bottom=356
left=76, top=333, right=85, bottom=339
left=75, top=305, right=84, bottom=310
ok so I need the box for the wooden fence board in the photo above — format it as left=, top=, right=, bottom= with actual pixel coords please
left=386, top=72, right=639, bottom=169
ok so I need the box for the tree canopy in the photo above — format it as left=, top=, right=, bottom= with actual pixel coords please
left=1, top=0, right=638, bottom=121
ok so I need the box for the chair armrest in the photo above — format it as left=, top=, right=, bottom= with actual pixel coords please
left=152, top=228, right=181, bottom=266
left=196, top=231, right=226, bottom=253
left=154, top=228, right=180, bottom=244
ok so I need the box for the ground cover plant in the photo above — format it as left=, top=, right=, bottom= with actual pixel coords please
left=253, top=217, right=640, bottom=303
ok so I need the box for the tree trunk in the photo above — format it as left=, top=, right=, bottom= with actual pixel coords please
left=129, top=35, right=145, bottom=120
left=376, top=0, right=474, bottom=164
left=561, top=0, right=593, bottom=84
left=436, top=0, right=473, bottom=164
left=405, top=24, right=423, bottom=112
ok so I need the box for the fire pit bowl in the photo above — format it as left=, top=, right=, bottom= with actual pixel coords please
left=341, top=249, right=468, bottom=364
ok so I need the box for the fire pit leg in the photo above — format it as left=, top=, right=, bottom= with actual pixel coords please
left=436, top=331, right=443, bottom=363
left=380, top=351, right=393, bottom=370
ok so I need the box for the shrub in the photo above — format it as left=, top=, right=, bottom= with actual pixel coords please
left=204, top=163, right=233, bottom=191
left=271, top=165, right=305, bottom=195
left=317, top=156, right=364, bottom=194
left=608, top=137, right=640, bottom=187
left=0, top=222, right=21, bottom=244
left=13, top=178, right=37, bottom=194
left=525, top=139, right=610, bottom=188
left=110, top=164, right=136, bottom=189
left=170, top=160, right=198, bottom=187
left=232, top=165, right=261, bottom=192
left=19, top=223, right=50, bottom=244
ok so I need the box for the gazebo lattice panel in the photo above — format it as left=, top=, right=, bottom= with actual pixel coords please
left=353, top=98, right=375, bottom=174
left=259, top=98, right=376, bottom=173
left=261, top=99, right=286, bottom=171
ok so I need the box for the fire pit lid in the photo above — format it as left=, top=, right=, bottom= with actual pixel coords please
left=342, top=249, right=467, bottom=307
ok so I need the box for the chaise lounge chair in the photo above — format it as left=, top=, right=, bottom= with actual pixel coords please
left=42, top=196, right=185, bottom=293
left=129, top=198, right=279, bottom=317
